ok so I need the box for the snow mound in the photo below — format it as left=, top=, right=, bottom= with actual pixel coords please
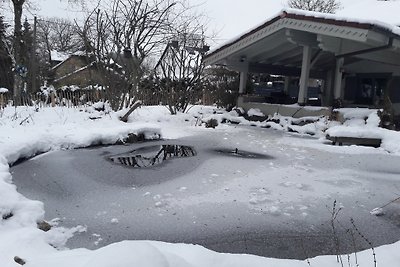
left=247, top=108, right=264, bottom=117
left=22, top=240, right=400, bottom=267
left=370, top=207, right=384, bottom=216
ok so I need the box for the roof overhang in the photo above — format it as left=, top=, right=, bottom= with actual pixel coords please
left=204, top=9, right=400, bottom=75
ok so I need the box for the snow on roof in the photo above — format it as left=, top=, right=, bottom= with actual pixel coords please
left=337, top=0, right=400, bottom=26
left=72, top=50, right=87, bottom=56
left=50, top=50, right=70, bottom=62
left=284, top=7, right=400, bottom=35
left=207, top=8, right=400, bottom=56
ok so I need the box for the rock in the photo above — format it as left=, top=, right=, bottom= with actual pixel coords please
left=14, top=256, right=26, bottom=265
left=37, top=220, right=52, bottom=232
left=205, top=118, right=218, bottom=129
left=2, top=212, right=13, bottom=220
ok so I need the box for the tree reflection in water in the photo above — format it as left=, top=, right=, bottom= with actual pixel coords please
left=110, top=145, right=196, bottom=168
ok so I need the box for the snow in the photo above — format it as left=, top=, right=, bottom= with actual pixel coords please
left=50, top=50, right=70, bottom=62
left=338, top=0, right=400, bottom=26
left=283, top=8, right=400, bottom=35
left=1, top=105, right=400, bottom=266
left=247, top=108, right=264, bottom=117
left=370, top=207, right=384, bottom=216
left=284, top=103, right=330, bottom=111
left=59, top=85, right=104, bottom=91
left=110, top=218, right=119, bottom=224
left=17, top=240, right=400, bottom=267
left=0, top=88, right=9, bottom=93
left=324, top=109, right=400, bottom=154
left=335, top=108, right=378, bottom=121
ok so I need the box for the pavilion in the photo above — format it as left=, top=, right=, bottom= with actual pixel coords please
left=204, top=9, right=400, bottom=117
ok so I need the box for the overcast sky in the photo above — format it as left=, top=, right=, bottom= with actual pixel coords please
left=3, top=0, right=383, bottom=48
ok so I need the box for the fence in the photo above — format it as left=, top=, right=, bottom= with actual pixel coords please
left=0, top=87, right=213, bottom=109
left=0, top=86, right=214, bottom=111
left=0, top=90, right=105, bottom=108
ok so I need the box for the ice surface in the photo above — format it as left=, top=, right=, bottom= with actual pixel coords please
left=11, top=126, right=400, bottom=259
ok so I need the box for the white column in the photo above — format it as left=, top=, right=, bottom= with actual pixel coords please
left=333, top=58, right=344, bottom=100
left=284, top=76, right=291, bottom=94
left=298, top=45, right=312, bottom=105
left=324, top=70, right=333, bottom=106
left=239, top=71, right=248, bottom=94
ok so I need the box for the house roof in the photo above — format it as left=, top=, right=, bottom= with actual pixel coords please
left=205, top=8, right=400, bottom=66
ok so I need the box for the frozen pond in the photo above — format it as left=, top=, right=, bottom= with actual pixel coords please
left=11, top=127, right=400, bottom=259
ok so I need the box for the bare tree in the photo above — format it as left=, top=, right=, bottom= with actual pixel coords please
left=287, top=0, right=341, bottom=13
left=0, top=0, right=83, bottom=104
left=154, top=15, right=209, bottom=114
left=0, top=16, right=13, bottom=91
left=203, top=66, right=240, bottom=111
left=37, top=17, right=81, bottom=62
left=9, top=0, right=25, bottom=104
left=75, top=0, right=181, bottom=110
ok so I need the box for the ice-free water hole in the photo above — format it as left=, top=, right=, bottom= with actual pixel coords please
left=213, top=148, right=274, bottom=159
left=109, top=145, right=196, bottom=168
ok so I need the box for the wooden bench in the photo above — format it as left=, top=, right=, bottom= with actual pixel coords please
left=326, top=135, right=382, bottom=148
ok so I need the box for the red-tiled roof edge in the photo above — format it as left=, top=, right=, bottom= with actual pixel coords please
left=205, top=10, right=398, bottom=61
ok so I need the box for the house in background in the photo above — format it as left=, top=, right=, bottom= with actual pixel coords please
left=50, top=50, right=70, bottom=68
left=204, top=9, right=400, bottom=118
left=48, top=52, right=104, bottom=89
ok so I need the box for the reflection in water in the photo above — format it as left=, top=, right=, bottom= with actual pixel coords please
left=110, top=145, right=196, bottom=168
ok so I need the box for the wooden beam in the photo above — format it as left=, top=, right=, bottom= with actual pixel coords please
left=248, top=63, right=324, bottom=78
left=238, top=31, right=288, bottom=61
left=274, top=53, right=303, bottom=67
left=263, top=46, right=302, bottom=64
left=350, top=49, right=400, bottom=66
left=336, top=38, right=393, bottom=59
left=318, top=35, right=342, bottom=54
left=286, top=29, right=319, bottom=48
left=310, top=49, right=322, bottom=69
left=221, top=59, right=249, bottom=72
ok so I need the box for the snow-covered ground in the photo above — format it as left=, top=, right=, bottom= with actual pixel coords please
left=1, top=105, right=400, bottom=267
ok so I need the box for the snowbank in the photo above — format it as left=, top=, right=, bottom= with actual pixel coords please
left=247, top=108, right=265, bottom=117
left=0, top=107, right=161, bottom=165
left=0, top=106, right=167, bottom=265
left=22, top=240, right=400, bottom=267
left=326, top=109, right=400, bottom=154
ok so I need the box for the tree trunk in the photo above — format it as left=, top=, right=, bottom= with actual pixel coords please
left=120, top=100, right=142, bottom=122
left=12, top=0, right=25, bottom=106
